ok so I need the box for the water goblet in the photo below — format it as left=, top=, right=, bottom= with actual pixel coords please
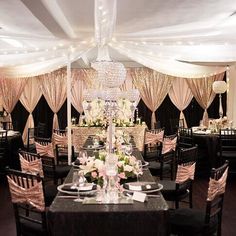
left=136, top=160, right=143, bottom=182
left=78, top=150, right=88, bottom=160
left=74, top=172, right=86, bottom=202
left=125, top=144, right=133, bottom=156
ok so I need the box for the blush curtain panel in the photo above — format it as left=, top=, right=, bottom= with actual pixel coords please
left=131, top=68, right=173, bottom=129
left=20, top=77, right=42, bottom=144
left=0, top=77, right=27, bottom=122
left=168, top=78, right=193, bottom=128
left=186, top=73, right=225, bottom=126
left=71, top=70, right=90, bottom=114
left=40, top=69, right=67, bottom=131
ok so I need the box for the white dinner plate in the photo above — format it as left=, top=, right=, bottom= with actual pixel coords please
left=141, top=161, right=149, bottom=167
left=122, top=182, right=163, bottom=193
left=71, top=162, right=80, bottom=168
left=83, top=145, right=105, bottom=150
left=57, top=183, right=97, bottom=196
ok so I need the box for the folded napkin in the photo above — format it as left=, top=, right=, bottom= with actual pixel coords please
left=62, top=184, right=97, bottom=192
left=74, top=159, right=80, bottom=166
left=123, top=182, right=159, bottom=191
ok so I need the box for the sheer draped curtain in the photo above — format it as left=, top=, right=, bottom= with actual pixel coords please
left=40, top=69, right=67, bottom=131
left=168, top=78, right=193, bottom=128
left=71, top=69, right=92, bottom=115
left=20, top=77, right=42, bottom=144
left=186, top=73, right=224, bottom=126
left=0, top=77, right=27, bottom=122
left=131, top=68, right=173, bottom=129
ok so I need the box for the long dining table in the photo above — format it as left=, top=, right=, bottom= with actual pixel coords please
left=47, top=146, right=170, bottom=236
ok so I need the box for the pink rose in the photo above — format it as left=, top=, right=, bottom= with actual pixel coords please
left=91, top=171, right=98, bottom=178
left=118, top=172, right=126, bottom=179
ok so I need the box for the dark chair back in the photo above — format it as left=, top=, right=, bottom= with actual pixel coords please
left=178, top=127, right=194, bottom=148
left=159, top=134, right=178, bottom=180
left=1, top=121, right=13, bottom=130
left=169, top=118, right=184, bottom=134
left=205, top=160, right=229, bottom=236
left=6, top=168, right=48, bottom=236
left=0, top=130, right=8, bottom=172
left=175, top=145, right=198, bottom=208
left=143, top=128, right=164, bottom=161
left=219, top=128, right=236, bottom=173
left=52, top=129, right=76, bottom=164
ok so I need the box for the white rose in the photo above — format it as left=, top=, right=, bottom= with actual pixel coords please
left=124, top=165, right=133, bottom=172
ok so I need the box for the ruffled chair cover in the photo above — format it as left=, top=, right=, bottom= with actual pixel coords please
left=161, top=137, right=177, bottom=154
left=35, top=142, right=55, bottom=158
left=19, top=154, right=44, bottom=177
left=145, top=130, right=164, bottom=145
left=207, top=167, right=228, bottom=201
left=175, top=163, right=196, bottom=184
left=7, top=176, right=45, bottom=212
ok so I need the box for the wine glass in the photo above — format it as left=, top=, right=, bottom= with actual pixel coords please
left=125, top=144, right=133, bottom=156
left=136, top=160, right=143, bottom=182
left=74, top=172, right=86, bottom=202
left=78, top=150, right=88, bottom=160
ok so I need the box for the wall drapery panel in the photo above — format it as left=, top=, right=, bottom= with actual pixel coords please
left=39, top=69, right=67, bottom=131
left=0, top=68, right=227, bottom=137
left=169, top=78, right=193, bottom=127
left=0, top=77, right=27, bottom=121
left=71, top=69, right=92, bottom=114
left=20, top=77, right=42, bottom=144
left=131, top=68, right=173, bottom=129
left=186, top=73, right=224, bottom=126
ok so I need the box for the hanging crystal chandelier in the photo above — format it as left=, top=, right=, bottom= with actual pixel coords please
left=91, top=61, right=126, bottom=88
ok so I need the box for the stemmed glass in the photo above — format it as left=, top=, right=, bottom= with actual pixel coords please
left=78, top=150, right=88, bottom=160
left=136, top=160, right=143, bottom=182
left=74, top=172, right=86, bottom=202
left=125, top=144, right=133, bottom=156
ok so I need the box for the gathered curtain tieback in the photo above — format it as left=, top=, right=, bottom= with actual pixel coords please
left=207, top=167, right=228, bottom=201
left=19, top=154, right=44, bottom=177
left=145, top=130, right=164, bottom=145
left=161, top=137, right=177, bottom=154
left=53, top=133, right=68, bottom=146
left=175, top=163, right=196, bottom=184
left=7, top=176, right=45, bottom=212
left=35, top=142, right=55, bottom=158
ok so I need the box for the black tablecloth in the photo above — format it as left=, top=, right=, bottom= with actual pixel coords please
left=48, top=149, right=169, bottom=236
left=3, top=132, right=24, bottom=170
left=193, top=133, right=219, bottom=176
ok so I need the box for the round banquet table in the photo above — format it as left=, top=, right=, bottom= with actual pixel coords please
left=192, top=131, right=219, bottom=176
left=1, top=131, right=24, bottom=170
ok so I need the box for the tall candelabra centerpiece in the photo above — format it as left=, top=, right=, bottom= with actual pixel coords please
left=82, top=48, right=139, bottom=203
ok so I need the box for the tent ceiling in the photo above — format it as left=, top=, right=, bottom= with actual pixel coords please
left=0, top=0, right=236, bottom=77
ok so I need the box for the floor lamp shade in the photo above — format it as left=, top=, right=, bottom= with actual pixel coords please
left=212, top=81, right=227, bottom=94
left=212, top=81, right=227, bottom=118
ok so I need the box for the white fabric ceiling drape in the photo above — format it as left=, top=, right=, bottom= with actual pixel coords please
left=20, top=77, right=42, bottom=144
left=168, top=78, right=193, bottom=127
left=40, top=70, right=67, bottom=131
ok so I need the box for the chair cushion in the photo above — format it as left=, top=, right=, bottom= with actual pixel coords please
left=170, top=208, right=218, bottom=235
left=159, top=180, right=188, bottom=201
left=44, top=184, right=58, bottom=206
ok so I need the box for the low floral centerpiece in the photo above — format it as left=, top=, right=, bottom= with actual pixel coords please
left=208, top=116, right=232, bottom=132
left=78, top=151, right=142, bottom=187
